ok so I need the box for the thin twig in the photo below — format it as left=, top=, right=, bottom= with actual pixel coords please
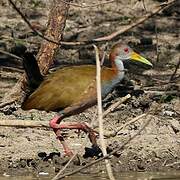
left=115, top=113, right=147, bottom=135
left=0, top=49, right=23, bottom=61
left=0, top=66, right=24, bottom=73
left=60, top=0, right=116, bottom=8
left=100, top=42, right=109, bottom=66
left=169, top=58, right=180, bottom=82
left=144, top=90, right=179, bottom=96
left=103, top=94, right=131, bottom=118
left=93, top=94, right=131, bottom=136
left=8, top=0, right=60, bottom=45
left=155, top=20, right=159, bottom=62
left=0, top=119, right=49, bottom=128
left=51, top=154, right=77, bottom=180
left=56, top=114, right=151, bottom=179
left=94, top=45, right=115, bottom=180
left=101, top=94, right=131, bottom=135
left=101, top=112, right=147, bottom=138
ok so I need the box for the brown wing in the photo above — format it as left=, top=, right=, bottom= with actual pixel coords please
left=22, top=65, right=117, bottom=112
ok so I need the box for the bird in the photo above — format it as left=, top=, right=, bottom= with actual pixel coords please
left=21, top=43, right=153, bottom=156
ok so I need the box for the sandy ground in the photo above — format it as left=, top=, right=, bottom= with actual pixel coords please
left=0, top=0, right=180, bottom=178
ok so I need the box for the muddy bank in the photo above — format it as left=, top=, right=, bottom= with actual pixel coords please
left=0, top=95, right=179, bottom=177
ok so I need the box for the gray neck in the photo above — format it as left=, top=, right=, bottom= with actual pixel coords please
left=114, top=57, right=125, bottom=81
left=101, top=57, right=125, bottom=98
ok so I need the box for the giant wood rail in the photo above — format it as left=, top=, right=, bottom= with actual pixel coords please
left=22, top=43, right=153, bottom=156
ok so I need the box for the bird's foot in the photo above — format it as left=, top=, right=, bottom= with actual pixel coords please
left=56, top=132, right=74, bottom=157
left=78, top=122, right=98, bottom=147
left=49, top=116, right=98, bottom=156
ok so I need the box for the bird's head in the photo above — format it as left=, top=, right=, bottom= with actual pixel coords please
left=109, top=43, right=153, bottom=70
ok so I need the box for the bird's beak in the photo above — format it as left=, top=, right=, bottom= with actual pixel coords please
left=131, top=51, right=153, bottom=67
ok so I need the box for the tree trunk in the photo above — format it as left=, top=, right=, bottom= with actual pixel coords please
left=0, top=0, right=70, bottom=107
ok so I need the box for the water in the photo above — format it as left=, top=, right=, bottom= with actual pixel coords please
left=1, top=171, right=180, bottom=180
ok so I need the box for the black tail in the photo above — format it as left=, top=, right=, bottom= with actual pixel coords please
left=22, top=52, right=43, bottom=91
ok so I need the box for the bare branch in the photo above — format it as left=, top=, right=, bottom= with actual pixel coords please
left=0, top=66, right=23, bottom=73
left=0, top=119, right=49, bottom=128
left=103, top=94, right=131, bottom=118
left=60, top=0, right=116, bottom=8
left=144, top=90, right=179, bottom=96
left=0, top=49, right=22, bottom=61
left=169, top=58, right=180, bottom=82
left=115, top=113, right=148, bottom=135
left=155, top=20, right=159, bottom=62
left=8, top=0, right=59, bottom=45
left=94, top=45, right=115, bottom=180
left=52, top=154, right=77, bottom=180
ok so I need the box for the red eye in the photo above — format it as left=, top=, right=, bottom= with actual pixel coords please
left=124, top=48, right=129, bottom=53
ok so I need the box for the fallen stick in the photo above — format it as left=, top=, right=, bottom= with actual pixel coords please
left=0, top=49, right=22, bottom=61
left=0, top=66, right=24, bottom=73
left=95, top=113, right=148, bottom=138
left=103, top=94, right=131, bottom=118
left=144, top=90, right=179, bottom=95
left=0, top=120, right=49, bottom=128
left=169, top=58, right=180, bottom=82
left=0, top=119, right=120, bottom=136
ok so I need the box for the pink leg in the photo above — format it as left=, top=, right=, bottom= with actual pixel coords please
left=49, top=115, right=98, bottom=156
